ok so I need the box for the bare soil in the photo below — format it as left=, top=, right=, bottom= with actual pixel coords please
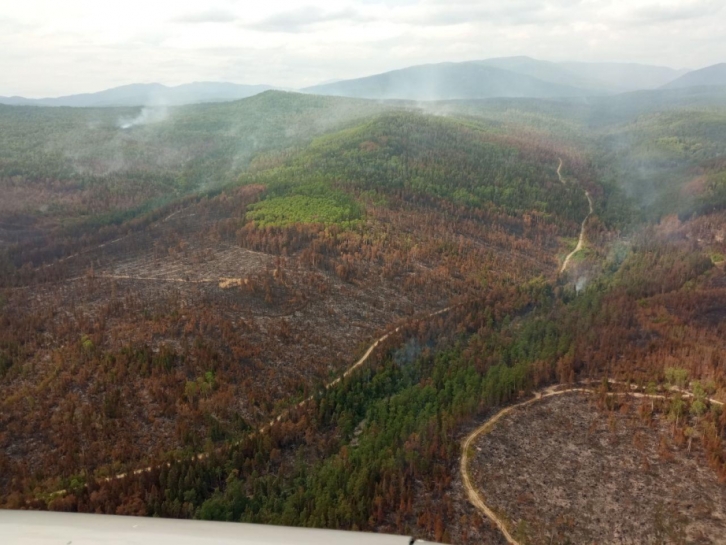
left=469, top=392, right=726, bottom=545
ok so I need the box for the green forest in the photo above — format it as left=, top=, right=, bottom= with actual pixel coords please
left=242, top=113, right=590, bottom=229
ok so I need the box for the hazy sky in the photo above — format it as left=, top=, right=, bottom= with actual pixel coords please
left=2, top=0, right=724, bottom=97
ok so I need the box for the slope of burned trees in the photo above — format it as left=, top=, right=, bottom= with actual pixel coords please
left=0, top=114, right=580, bottom=498
left=3, top=205, right=726, bottom=545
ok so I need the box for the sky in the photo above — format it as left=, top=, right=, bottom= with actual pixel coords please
left=1, top=0, right=725, bottom=97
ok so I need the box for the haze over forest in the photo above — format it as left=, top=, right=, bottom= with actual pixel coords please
left=2, top=2, right=726, bottom=545
left=2, top=57, right=724, bottom=107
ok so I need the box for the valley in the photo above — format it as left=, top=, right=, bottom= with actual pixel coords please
left=1, top=107, right=577, bottom=496
left=556, top=159, right=594, bottom=274
left=1, top=78, right=725, bottom=545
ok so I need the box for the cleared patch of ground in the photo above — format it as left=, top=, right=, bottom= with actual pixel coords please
left=448, top=458, right=509, bottom=545
left=469, top=392, right=726, bottom=545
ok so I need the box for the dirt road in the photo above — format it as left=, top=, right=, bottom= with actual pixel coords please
left=45, top=161, right=588, bottom=497
left=49, top=304, right=458, bottom=496
left=557, top=159, right=594, bottom=273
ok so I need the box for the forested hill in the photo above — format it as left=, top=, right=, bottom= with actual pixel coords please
left=242, top=112, right=590, bottom=229
left=2, top=71, right=726, bottom=545
left=428, top=87, right=726, bottom=220
left=1, top=106, right=593, bottom=277
left=0, top=91, right=595, bottom=504
left=0, top=91, right=391, bottom=187
left=0, top=91, right=393, bottom=247
left=662, top=63, right=726, bottom=89
left=0, top=82, right=276, bottom=108
left=3, top=86, right=724, bottom=248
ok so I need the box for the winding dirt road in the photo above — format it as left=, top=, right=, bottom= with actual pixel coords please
left=557, top=159, right=594, bottom=273
left=47, top=160, right=591, bottom=498
left=460, top=381, right=724, bottom=545
left=49, top=304, right=458, bottom=496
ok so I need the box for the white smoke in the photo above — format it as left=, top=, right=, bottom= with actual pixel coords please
left=118, top=106, right=169, bottom=129
left=575, top=276, right=588, bottom=292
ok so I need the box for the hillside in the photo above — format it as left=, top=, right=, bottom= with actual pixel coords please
left=477, top=57, right=687, bottom=93
left=662, top=63, right=726, bottom=89
left=0, top=82, right=275, bottom=107
left=242, top=113, right=589, bottom=225
left=455, top=57, right=610, bottom=92
left=0, top=91, right=392, bottom=255
left=2, top=81, right=725, bottom=545
left=430, top=86, right=726, bottom=220
left=304, top=57, right=697, bottom=100
left=6, top=196, right=724, bottom=544
left=558, top=61, right=690, bottom=92
left=0, top=111, right=590, bottom=503
left=303, top=62, right=596, bottom=101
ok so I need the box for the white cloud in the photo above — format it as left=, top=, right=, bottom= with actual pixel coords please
left=243, top=6, right=370, bottom=32
left=1, top=0, right=724, bottom=97
left=172, top=9, right=238, bottom=24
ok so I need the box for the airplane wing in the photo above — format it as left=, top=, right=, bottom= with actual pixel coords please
left=0, top=510, right=440, bottom=545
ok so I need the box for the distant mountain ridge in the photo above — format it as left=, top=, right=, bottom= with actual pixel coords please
left=303, top=56, right=694, bottom=101
left=556, top=61, right=690, bottom=92
left=661, top=63, right=726, bottom=89
left=0, top=82, right=275, bottom=107
left=302, top=61, right=598, bottom=101
left=2, top=57, right=716, bottom=107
